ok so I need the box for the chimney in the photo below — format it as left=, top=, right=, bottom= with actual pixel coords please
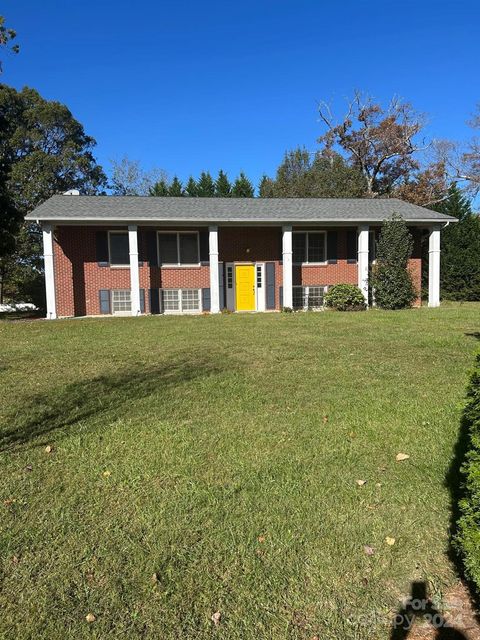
left=63, top=189, right=80, bottom=196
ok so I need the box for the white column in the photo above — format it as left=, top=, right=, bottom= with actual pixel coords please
left=282, top=225, right=293, bottom=309
left=209, top=226, right=220, bottom=313
left=357, top=225, right=369, bottom=305
left=428, top=226, right=441, bottom=308
left=128, top=225, right=141, bottom=316
left=42, top=223, right=57, bottom=319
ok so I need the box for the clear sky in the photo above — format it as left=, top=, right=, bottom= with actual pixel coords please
left=3, top=0, right=479, bottom=190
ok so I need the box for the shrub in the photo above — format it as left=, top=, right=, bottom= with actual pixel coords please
left=324, top=284, right=366, bottom=311
left=454, top=351, right=480, bottom=593
left=370, top=214, right=417, bottom=309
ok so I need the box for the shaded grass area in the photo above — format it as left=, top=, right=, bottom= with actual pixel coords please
left=0, top=305, right=479, bottom=639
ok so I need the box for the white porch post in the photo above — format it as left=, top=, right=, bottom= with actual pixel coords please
left=428, top=225, right=441, bottom=307
left=357, top=225, right=369, bottom=305
left=282, top=225, right=293, bottom=309
left=42, top=223, right=57, bottom=319
left=128, top=225, right=141, bottom=316
left=209, top=226, right=220, bottom=313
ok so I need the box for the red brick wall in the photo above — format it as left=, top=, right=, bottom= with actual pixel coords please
left=52, top=224, right=424, bottom=316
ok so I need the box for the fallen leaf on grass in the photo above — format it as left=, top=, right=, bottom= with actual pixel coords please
left=363, top=545, right=375, bottom=556
left=323, top=415, right=328, bottom=424
left=24, top=464, right=33, bottom=472
left=396, top=453, right=410, bottom=462
left=85, top=613, right=96, bottom=623
left=102, top=470, right=111, bottom=477
left=151, top=572, right=158, bottom=583
left=3, top=498, right=16, bottom=507
left=211, top=611, right=221, bottom=626
left=45, top=445, right=52, bottom=454
left=356, top=479, right=367, bottom=487
left=385, top=537, right=396, bottom=546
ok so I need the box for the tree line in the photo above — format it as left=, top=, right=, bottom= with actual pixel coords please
left=0, top=15, right=479, bottom=305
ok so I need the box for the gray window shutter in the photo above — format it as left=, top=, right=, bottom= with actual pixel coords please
left=99, top=289, right=110, bottom=314
left=266, top=262, right=276, bottom=310
left=327, top=230, right=338, bottom=264
left=147, top=230, right=158, bottom=266
left=218, top=264, right=225, bottom=309
left=279, top=286, right=283, bottom=309
left=140, top=289, right=145, bottom=314
left=347, top=229, right=357, bottom=263
left=96, top=231, right=109, bottom=267
left=199, top=231, right=209, bottom=262
left=202, top=288, right=211, bottom=311
left=149, top=289, right=160, bottom=314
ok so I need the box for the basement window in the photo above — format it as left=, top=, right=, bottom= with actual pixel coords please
left=112, top=289, right=131, bottom=314
left=292, top=286, right=326, bottom=311
left=161, top=289, right=201, bottom=313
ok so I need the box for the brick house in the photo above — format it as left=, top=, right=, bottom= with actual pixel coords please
left=26, top=194, right=456, bottom=319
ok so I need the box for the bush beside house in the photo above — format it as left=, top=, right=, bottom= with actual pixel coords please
left=455, top=351, right=480, bottom=593
left=325, top=284, right=366, bottom=311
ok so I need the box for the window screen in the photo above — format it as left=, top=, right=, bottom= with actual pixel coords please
left=158, top=234, right=178, bottom=264
left=179, top=234, right=198, bottom=264
left=109, top=232, right=129, bottom=265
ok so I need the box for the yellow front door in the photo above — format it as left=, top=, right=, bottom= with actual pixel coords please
left=235, top=265, right=255, bottom=311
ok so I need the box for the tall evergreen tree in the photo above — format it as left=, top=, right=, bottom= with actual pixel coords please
left=258, top=175, right=275, bottom=198
left=215, top=170, right=231, bottom=197
left=149, top=179, right=169, bottom=196
left=197, top=171, right=215, bottom=197
left=168, top=176, right=184, bottom=197
left=185, top=176, right=198, bottom=197
left=436, top=184, right=480, bottom=300
left=370, top=215, right=417, bottom=309
left=232, top=172, right=254, bottom=197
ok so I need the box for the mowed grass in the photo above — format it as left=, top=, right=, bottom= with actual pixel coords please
left=0, top=305, right=479, bottom=639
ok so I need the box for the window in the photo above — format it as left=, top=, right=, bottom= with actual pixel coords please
left=112, top=289, right=131, bottom=313
left=293, top=232, right=326, bottom=264
left=161, top=289, right=201, bottom=313
left=256, top=265, right=262, bottom=288
left=293, top=286, right=326, bottom=311
left=158, top=232, right=199, bottom=265
left=109, top=232, right=129, bottom=266
left=227, top=266, right=233, bottom=289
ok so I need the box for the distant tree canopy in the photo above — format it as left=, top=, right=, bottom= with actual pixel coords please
left=150, top=169, right=255, bottom=197
left=110, top=157, right=165, bottom=196
left=260, top=148, right=367, bottom=198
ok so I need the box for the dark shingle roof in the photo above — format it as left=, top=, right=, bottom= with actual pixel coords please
left=26, top=195, right=457, bottom=224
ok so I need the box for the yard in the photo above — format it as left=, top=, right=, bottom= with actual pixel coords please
left=1, top=305, right=479, bottom=639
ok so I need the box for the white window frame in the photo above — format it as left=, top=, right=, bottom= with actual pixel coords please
left=108, top=230, right=130, bottom=268
left=157, top=231, right=200, bottom=268
left=111, top=289, right=132, bottom=315
left=161, top=288, right=202, bottom=314
left=293, top=231, right=327, bottom=265
left=292, top=285, right=327, bottom=311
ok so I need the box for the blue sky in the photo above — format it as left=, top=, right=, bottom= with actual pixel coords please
left=3, top=0, right=479, bottom=190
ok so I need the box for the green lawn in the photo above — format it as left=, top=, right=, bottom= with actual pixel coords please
left=1, top=305, right=479, bottom=639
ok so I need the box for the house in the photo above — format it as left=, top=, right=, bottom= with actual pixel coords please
left=26, top=195, right=456, bottom=319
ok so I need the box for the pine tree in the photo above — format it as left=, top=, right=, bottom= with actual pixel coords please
left=232, top=172, right=254, bottom=197
left=197, top=171, right=215, bottom=197
left=149, top=179, right=169, bottom=196
left=437, top=184, right=480, bottom=300
left=168, top=176, right=184, bottom=197
left=258, top=175, right=275, bottom=197
left=185, top=176, right=198, bottom=197
left=215, top=170, right=231, bottom=197
left=370, top=215, right=417, bottom=309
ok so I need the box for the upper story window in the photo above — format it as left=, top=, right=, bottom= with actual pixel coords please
left=293, top=231, right=326, bottom=264
left=108, top=231, right=129, bottom=266
left=158, top=232, right=199, bottom=266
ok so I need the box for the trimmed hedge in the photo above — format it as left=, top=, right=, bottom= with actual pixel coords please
left=455, top=351, right=480, bottom=592
left=324, top=284, right=366, bottom=311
